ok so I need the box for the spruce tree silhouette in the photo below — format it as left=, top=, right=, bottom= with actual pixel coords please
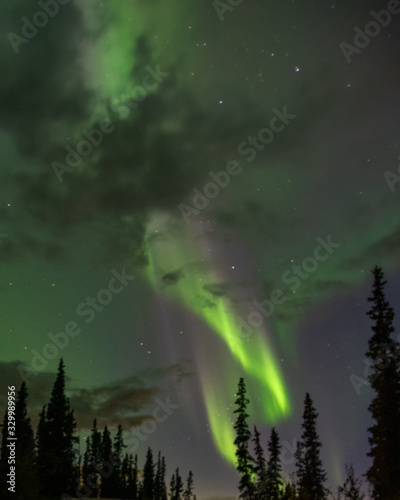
left=338, top=464, right=365, bottom=500
left=234, top=377, right=255, bottom=500
left=252, top=426, right=267, bottom=498
left=265, top=427, right=283, bottom=500
left=296, top=393, right=327, bottom=500
left=183, top=470, right=194, bottom=500
left=365, top=266, right=400, bottom=500
left=37, top=358, right=78, bottom=498
left=142, top=446, right=155, bottom=500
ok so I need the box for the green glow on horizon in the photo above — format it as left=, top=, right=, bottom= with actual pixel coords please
left=144, top=213, right=291, bottom=466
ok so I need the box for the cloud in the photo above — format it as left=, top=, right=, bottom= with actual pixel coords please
left=162, top=269, right=185, bottom=286
left=0, top=2, right=308, bottom=269
left=68, top=378, right=159, bottom=430
left=203, top=283, right=230, bottom=298
left=0, top=360, right=193, bottom=431
left=344, top=227, right=400, bottom=273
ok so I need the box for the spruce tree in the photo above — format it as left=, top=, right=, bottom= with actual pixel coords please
left=365, top=266, right=400, bottom=500
left=338, top=464, right=365, bottom=500
left=100, top=425, right=113, bottom=498
left=234, top=378, right=255, bottom=500
left=128, top=453, right=138, bottom=500
left=112, top=424, right=126, bottom=496
left=296, top=393, right=327, bottom=500
left=265, top=427, right=283, bottom=500
left=169, top=472, right=176, bottom=499
left=35, top=406, right=49, bottom=496
left=161, top=455, right=168, bottom=500
left=154, top=451, right=163, bottom=500
left=294, top=441, right=304, bottom=494
left=44, top=358, right=78, bottom=497
left=121, top=453, right=130, bottom=498
left=142, top=447, right=155, bottom=500
left=281, top=482, right=297, bottom=500
left=87, top=419, right=102, bottom=497
left=252, top=426, right=267, bottom=498
left=82, top=435, right=91, bottom=488
left=183, top=470, right=194, bottom=500
left=126, top=453, right=138, bottom=500
left=174, top=468, right=184, bottom=500
left=14, top=382, right=38, bottom=500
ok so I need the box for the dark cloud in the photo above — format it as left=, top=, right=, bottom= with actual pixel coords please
left=203, top=283, right=230, bottom=298
left=344, top=227, right=400, bottom=273
left=0, top=1, right=315, bottom=269
left=161, top=269, right=185, bottom=286
left=0, top=360, right=193, bottom=431
left=0, top=1, right=91, bottom=157
left=69, top=378, right=159, bottom=430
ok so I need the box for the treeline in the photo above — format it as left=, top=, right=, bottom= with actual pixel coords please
left=0, top=359, right=195, bottom=500
left=233, top=379, right=352, bottom=499
left=232, top=266, right=400, bottom=500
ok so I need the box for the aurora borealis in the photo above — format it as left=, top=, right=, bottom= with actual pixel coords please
left=1, top=0, right=400, bottom=497
left=145, top=213, right=290, bottom=465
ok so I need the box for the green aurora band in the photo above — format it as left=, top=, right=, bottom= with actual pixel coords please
left=144, top=213, right=291, bottom=465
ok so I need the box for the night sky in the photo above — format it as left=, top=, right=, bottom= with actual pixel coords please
left=1, top=0, right=400, bottom=497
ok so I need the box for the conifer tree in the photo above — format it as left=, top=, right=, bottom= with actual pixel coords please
left=183, top=470, right=194, bottom=500
left=296, top=393, right=327, bottom=500
left=365, top=266, right=400, bottom=500
left=14, top=382, right=38, bottom=500
left=82, top=435, right=91, bottom=488
left=169, top=472, right=176, bottom=499
left=174, top=468, right=184, bottom=500
left=121, top=453, right=130, bottom=499
left=100, top=425, right=113, bottom=498
left=281, top=482, right=297, bottom=500
left=252, top=426, right=267, bottom=498
left=128, top=453, right=138, bottom=500
left=87, top=419, right=102, bottom=497
left=125, top=453, right=138, bottom=500
left=112, top=423, right=126, bottom=496
left=35, top=406, right=49, bottom=496
left=142, top=447, right=155, bottom=500
left=161, top=455, right=168, bottom=500
left=234, top=378, right=255, bottom=500
left=45, top=358, right=78, bottom=497
left=155, top=451, right=163, bottom=500
left=265, top=427, right=283, bottom=500
left=338, top=464, right=365, bottom=500
left=34, top=359, right=78, bottom=497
